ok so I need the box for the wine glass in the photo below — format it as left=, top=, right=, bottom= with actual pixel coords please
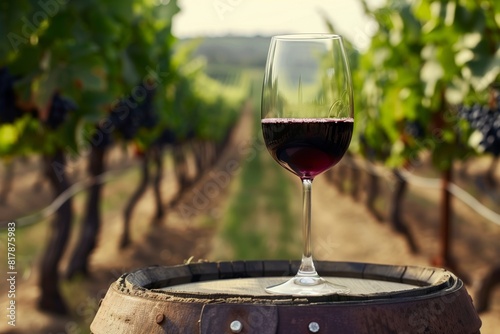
left=261, top=34, right=354, bottom=295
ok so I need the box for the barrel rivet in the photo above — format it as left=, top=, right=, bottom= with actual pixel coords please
left=155, top=313, right=165, bottom=324
left=308, top=321, right=320, bottom=333
left=230, top=320, right=243, bottom=333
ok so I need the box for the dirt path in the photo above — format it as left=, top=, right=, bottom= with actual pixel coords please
left=311, top=173, right=428, bottom=266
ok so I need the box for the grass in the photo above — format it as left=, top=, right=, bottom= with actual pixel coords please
left=213, top=95, right=300, bottom=261
left=221, top=148, right=266, bottom=259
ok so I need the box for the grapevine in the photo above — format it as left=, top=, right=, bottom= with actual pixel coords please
left=108, top=83, right=158, bottom=141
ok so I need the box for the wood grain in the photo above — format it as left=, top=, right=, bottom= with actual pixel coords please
left=160, top=276, right=417, bottom=296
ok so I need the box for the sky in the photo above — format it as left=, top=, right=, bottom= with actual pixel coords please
left=172, top=0, right=384, bottom=50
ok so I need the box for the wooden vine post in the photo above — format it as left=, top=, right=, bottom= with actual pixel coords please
left=438, top=167, right=452, bottom=268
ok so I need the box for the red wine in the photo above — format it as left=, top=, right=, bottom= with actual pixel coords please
left=262, top=118, right=353, bottom=179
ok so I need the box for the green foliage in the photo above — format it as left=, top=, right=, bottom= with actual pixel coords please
left=165, top=43, right=248, bottom=143
left=351, top=0, right=499, bottom=170
left=182, top=35, right=271, bottom=68
left=1, top=1, right=247, bottom=159
left=0, top=0, right=180, bottom=157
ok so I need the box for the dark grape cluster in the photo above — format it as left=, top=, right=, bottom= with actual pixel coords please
left=154, top=128, right=177, bottom=146
left=138, top=84, right=157, bottom=129
left=458, top=94, right=500, bottom=156
left=46, top=93, right=77, bottom=129
left=0, top=67, right=22, bottom=124
left=405, top=120, right=425, bottom=139
left=108, top=98, right=140, bottom=140
left=108, top=83, right=158, bottom=140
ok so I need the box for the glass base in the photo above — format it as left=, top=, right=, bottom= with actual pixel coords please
left=265, top=274, right=350, bottom=295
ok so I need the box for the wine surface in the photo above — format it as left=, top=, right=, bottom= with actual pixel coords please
left=262, top=118, right=353, bottom=179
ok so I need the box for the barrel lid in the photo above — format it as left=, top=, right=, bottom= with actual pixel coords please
left=122, top=260, right=455, bottom=304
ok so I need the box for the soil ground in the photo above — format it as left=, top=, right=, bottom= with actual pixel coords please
left=0, top=105, right=499, bottom=333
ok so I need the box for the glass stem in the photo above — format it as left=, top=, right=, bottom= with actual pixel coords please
left=297, top=178, right=318, bottom=277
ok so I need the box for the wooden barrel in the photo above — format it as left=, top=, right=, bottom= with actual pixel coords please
left=90, top=261, right=481, bottom=334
